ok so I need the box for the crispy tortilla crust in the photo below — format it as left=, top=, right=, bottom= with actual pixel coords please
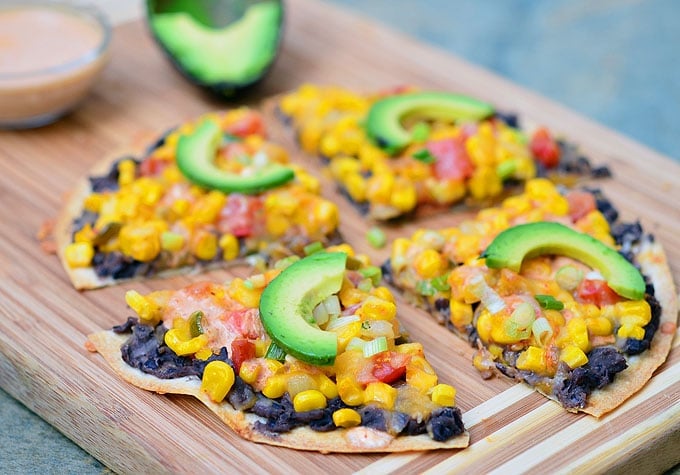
left=87, top=331, right=468, bottom=453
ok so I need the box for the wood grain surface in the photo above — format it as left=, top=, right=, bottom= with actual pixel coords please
left=0, top=0, right=678, bottom=473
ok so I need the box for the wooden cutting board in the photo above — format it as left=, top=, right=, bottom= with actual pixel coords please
left=1, top=0, right=678, bottom=473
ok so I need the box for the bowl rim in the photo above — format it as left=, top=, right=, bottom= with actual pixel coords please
left=0, top=0, right=112, bottom=80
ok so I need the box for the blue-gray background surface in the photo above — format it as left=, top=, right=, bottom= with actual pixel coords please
left=2, top=0, right=678, bottom=473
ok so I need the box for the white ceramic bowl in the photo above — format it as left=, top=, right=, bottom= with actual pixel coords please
left=0, top=1, right=111, bottom=128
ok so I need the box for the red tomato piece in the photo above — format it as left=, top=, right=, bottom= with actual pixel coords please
left=566, top=190, right=597, bottom=222
left=217, top=195, right=261, bottom=237
left=530, top=127, right=561, bottom=168
left=427, top=137, right=474, bottom=181
left=230, top=338, right=256, bottom=373
left=576, top=279, right=622, bottom=307
left=371, top=351, right=410, bottom=384
left=225, top=112, right=265, bottom=138
left=138, top=156, right=170, bottom=176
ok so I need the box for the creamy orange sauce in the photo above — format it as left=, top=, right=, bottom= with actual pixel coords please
left=0, top=5, right=109, bottom=125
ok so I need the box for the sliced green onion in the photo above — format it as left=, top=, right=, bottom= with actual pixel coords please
left=431, top=274, right=451, bottom=292
left=265, top=341, right=287, bottom=361
left=359, top=265, right=382, bottom=286
left=360, top=320, right=394, bottom=339
left=496, top=159, right=517, bottom=180
left=366, top=226, right=387, bottom=249
left=411, top=122, right=431, bottom=143
left=346, top=337, right=366, bottom=352
left=503, top=303, right=535, bottom=341
left=412, top=148, right=437, bottom=164
left=363, top=336, right=388, bottom=358
left=535, top=294, right=564, bottom=310
left=416, top=280, right=436, bottom=296
left=322, top=295, right=341, bottom=317
left=303, top=241, right=324, bottom=255
left=189, top=311, right=204, bottom=337
left=274, top=255, right=300, bottom=270
left=555, top=265, right=583, bottom=291
left=469, top=275, right=506, bottom=314
left=313, top=302, right=330, bottom=326
left=325, top=315, right=360, bottom=331
left=242, top=279, right=254, bottom=290
left=532, top=317, right=554, bottom=347
left=358, top=278, right=373, bottom=293
left=247, top=273, right=267, bottom=289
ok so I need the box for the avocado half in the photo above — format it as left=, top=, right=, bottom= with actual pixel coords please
left=176, top=119, right=294, bottom=194
left=366, top=91, right=494, bottom=153
left=259, top=252, right=346, bottom=366
left=146, top=0, right=283, bottom=98
left=482, top=222, right=646, bottom=300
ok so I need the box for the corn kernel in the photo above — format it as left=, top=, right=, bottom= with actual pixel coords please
left=160, top=231, right=185, bottom=252
left=525, top=178, right=558, bottom=201
left=586, top=316, right=613, bottom=336
left=413, top=249, right=446, bottom=279
left=190, top=230, right=218, bottom=261
left=364, top=381, right=397, bottom=410
left=469, top=166, right=502, bottom=200
left=559, top=345, right=588, bottom=369
left=389, top=182, right=417, bottom=212
left=125, top=290, right=160, bottom=325
left=334, top=321, right=362, bottom=353
left=366, top=173, right=395, bottom=204
left=201, top=361, right=235, bottom=403
left=395, top=342, right=425, bottom=357
left=83, top=193, right=105, bottom=213
left=315, top=373, right=339, bottom=399
left=299, top=120, right=324, bottom=153
left=320, top=133, right=341, bottom=157
left=615, top=300, right=652, bottom=327
left=515, top=346, right=547, bottom=373
left=170, top=198, right=191, bottom=219
left=475, top=308, right=493, bottom=343
left=64, top=242, right=94, bottom=268
left=450, top=301, right=473, bottom=327
left=117, top=159, right=136, bottom=186
left=195, top=348, right=213, bottom=360
left=238, top=360, right=261, bottom=385
left=119, top=224, right=161, bottom=262
left=357, top=296, right=397, bottom=321
left=406, top=368, right=438, bottom=393
left=332, top=408, right=362, bottom=428
left=293, top=389, right=327, bottom=412
left=262, top=374, right=288, bottom=399
left=431, top=384, right=456, bottom=407
left=370, top=286, right=395, bottom=303
left=219, top=233, right=240, bottom=261
left=164, top=329, right=208, bottom=356
left=337, top=376, right=365, bottom=406
left=339, top=287, right=366, bottom=307
left=228, top=278, right=262, bottom=308
left=617, top=324, right=645, bottom=340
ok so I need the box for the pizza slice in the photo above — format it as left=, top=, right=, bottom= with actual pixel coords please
left=383, top=178, right=677, bottom=416
left=87, top=247, right=469, bottom=452
left=56, top=108, right=341, bottom=289
left=270, top=84, right=609, bottom=220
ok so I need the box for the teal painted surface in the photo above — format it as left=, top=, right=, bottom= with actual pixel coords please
left=2, top=1, right=677, bottom=473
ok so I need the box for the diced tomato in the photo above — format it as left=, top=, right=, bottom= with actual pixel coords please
left=217, top=195, right=261, bottom=237
left=576, top=279, right=622, bottom=307
left=427, top=137, right=475, bottom=181
left=370, top=351, right=410, bottom=384
left=230, top=338, right=256, bottom=373
left=566, top=190, right=597, bottom=222
left=225, top=112, right=265, bottom=138
left=530, top=127, right=561, bottom=168
left=138, top=156, right=170, bottom=176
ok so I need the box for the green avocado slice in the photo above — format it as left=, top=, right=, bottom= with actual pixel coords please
left=259, top=252, right=347, bottom=366
left=176, top=119, right=294, bottom=194
left=365, top=91, right=494, bottom=153
left=482, top=222, right=646, bottom=300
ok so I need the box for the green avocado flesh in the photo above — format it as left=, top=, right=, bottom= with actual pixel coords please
left=176, top=119, right=294, bottom=194
left=483, top=222, right=646, bottom=300
left=365, top=91, right=494, bottom=153
left=259, top=252, right=347, bottom=366
left=150, top=1, right=282, bottom=87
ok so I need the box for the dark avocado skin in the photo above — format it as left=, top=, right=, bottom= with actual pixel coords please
left=176, top=119, right=294, bottom=194
left=259, top=252, right=346, bottom=366
left=145, top=0, right=284, bottom=99
left=482, top=221, right=646, bottom=300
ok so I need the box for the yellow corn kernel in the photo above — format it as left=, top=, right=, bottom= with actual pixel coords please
left=326, top=243, right=355, bottom=256
left=543, top=195, right=570, bottom=216
left=83, top=193, right=105, bottom=213
left=337, top=376, right=365, bottom=406
left=586, top=316, right=613, bottom=336
left=334, top=321, right=362, bottom=353
left=365, top=173, right=395, bottom=204
left=299, top=120, right=324, bottom=153
left=364, top=381, right=397, bottom=410
left=358, top=144, right=385, bottom=169
left=254, top=340, right=268, bottom=358
left=406, top=368, right=438, bottom=394
left=170, top=198, right=191, bottom=219
left=117, top=159, right=136, bottom=186
left=617, top=324, right=645, bottom=340
left=118, top=224, right=161, bottom=262
left=370, top=286, right=395, bottom=303
left=357, top=296, right=397, bottom=321
left=339, top=287, right=366, bottom=307
left=431, top=384, right=456, bottom=407
left=389, top=182, right=417, bottom=212
left=559, top=345, right=588, bottom=369
left=581, top=303, right=601, bottom=320
left=525, top=178, right=558, bottom=201
left=468, top=166, right=503, bottom=200
left=314, top=373, right=339, bottom=399
left=125, top=290, right=161, bottom=325
left=312, top=200, right=339, bottom=231
left=320, top=133, right=341, bottom=157
left=342, top=173, right=366, bottom=202
left=218, top=233, right=240, bottom=261
left=332, top=408, right=362, bottom=428
left=293, top=389, right=327, bottom=412
left=427, top=178, right=467, bottom=205
left=615, top=300, right=652, bottom=327
left=502, top=194, right=532, bottom=215
left=413, top=249, right=445, bottom=279
left=190, top=230, right=218, bottom=261
left=201, top=361, right=235, bottom=403
left=228, top=278, right=262, bottom=308
left=238, top=360, right=261, bottom=385
left=64, top=242, right=94, bottom=268
left=330, top=156, right=362, bottom=179
left=160, top=231, right=185, bottom=252
left=515, top=346, right=547, bottom=374
left=164, top=329, right=208, bottom=356
left=262, top=374, right=288, bottom=399
left=558, top=317, right=591, bottom=352
left=450, top=301, right=473, bottom=328
left=475, top=308, right=493, bottom=343
left=395, top=342, right=425, bottom=357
